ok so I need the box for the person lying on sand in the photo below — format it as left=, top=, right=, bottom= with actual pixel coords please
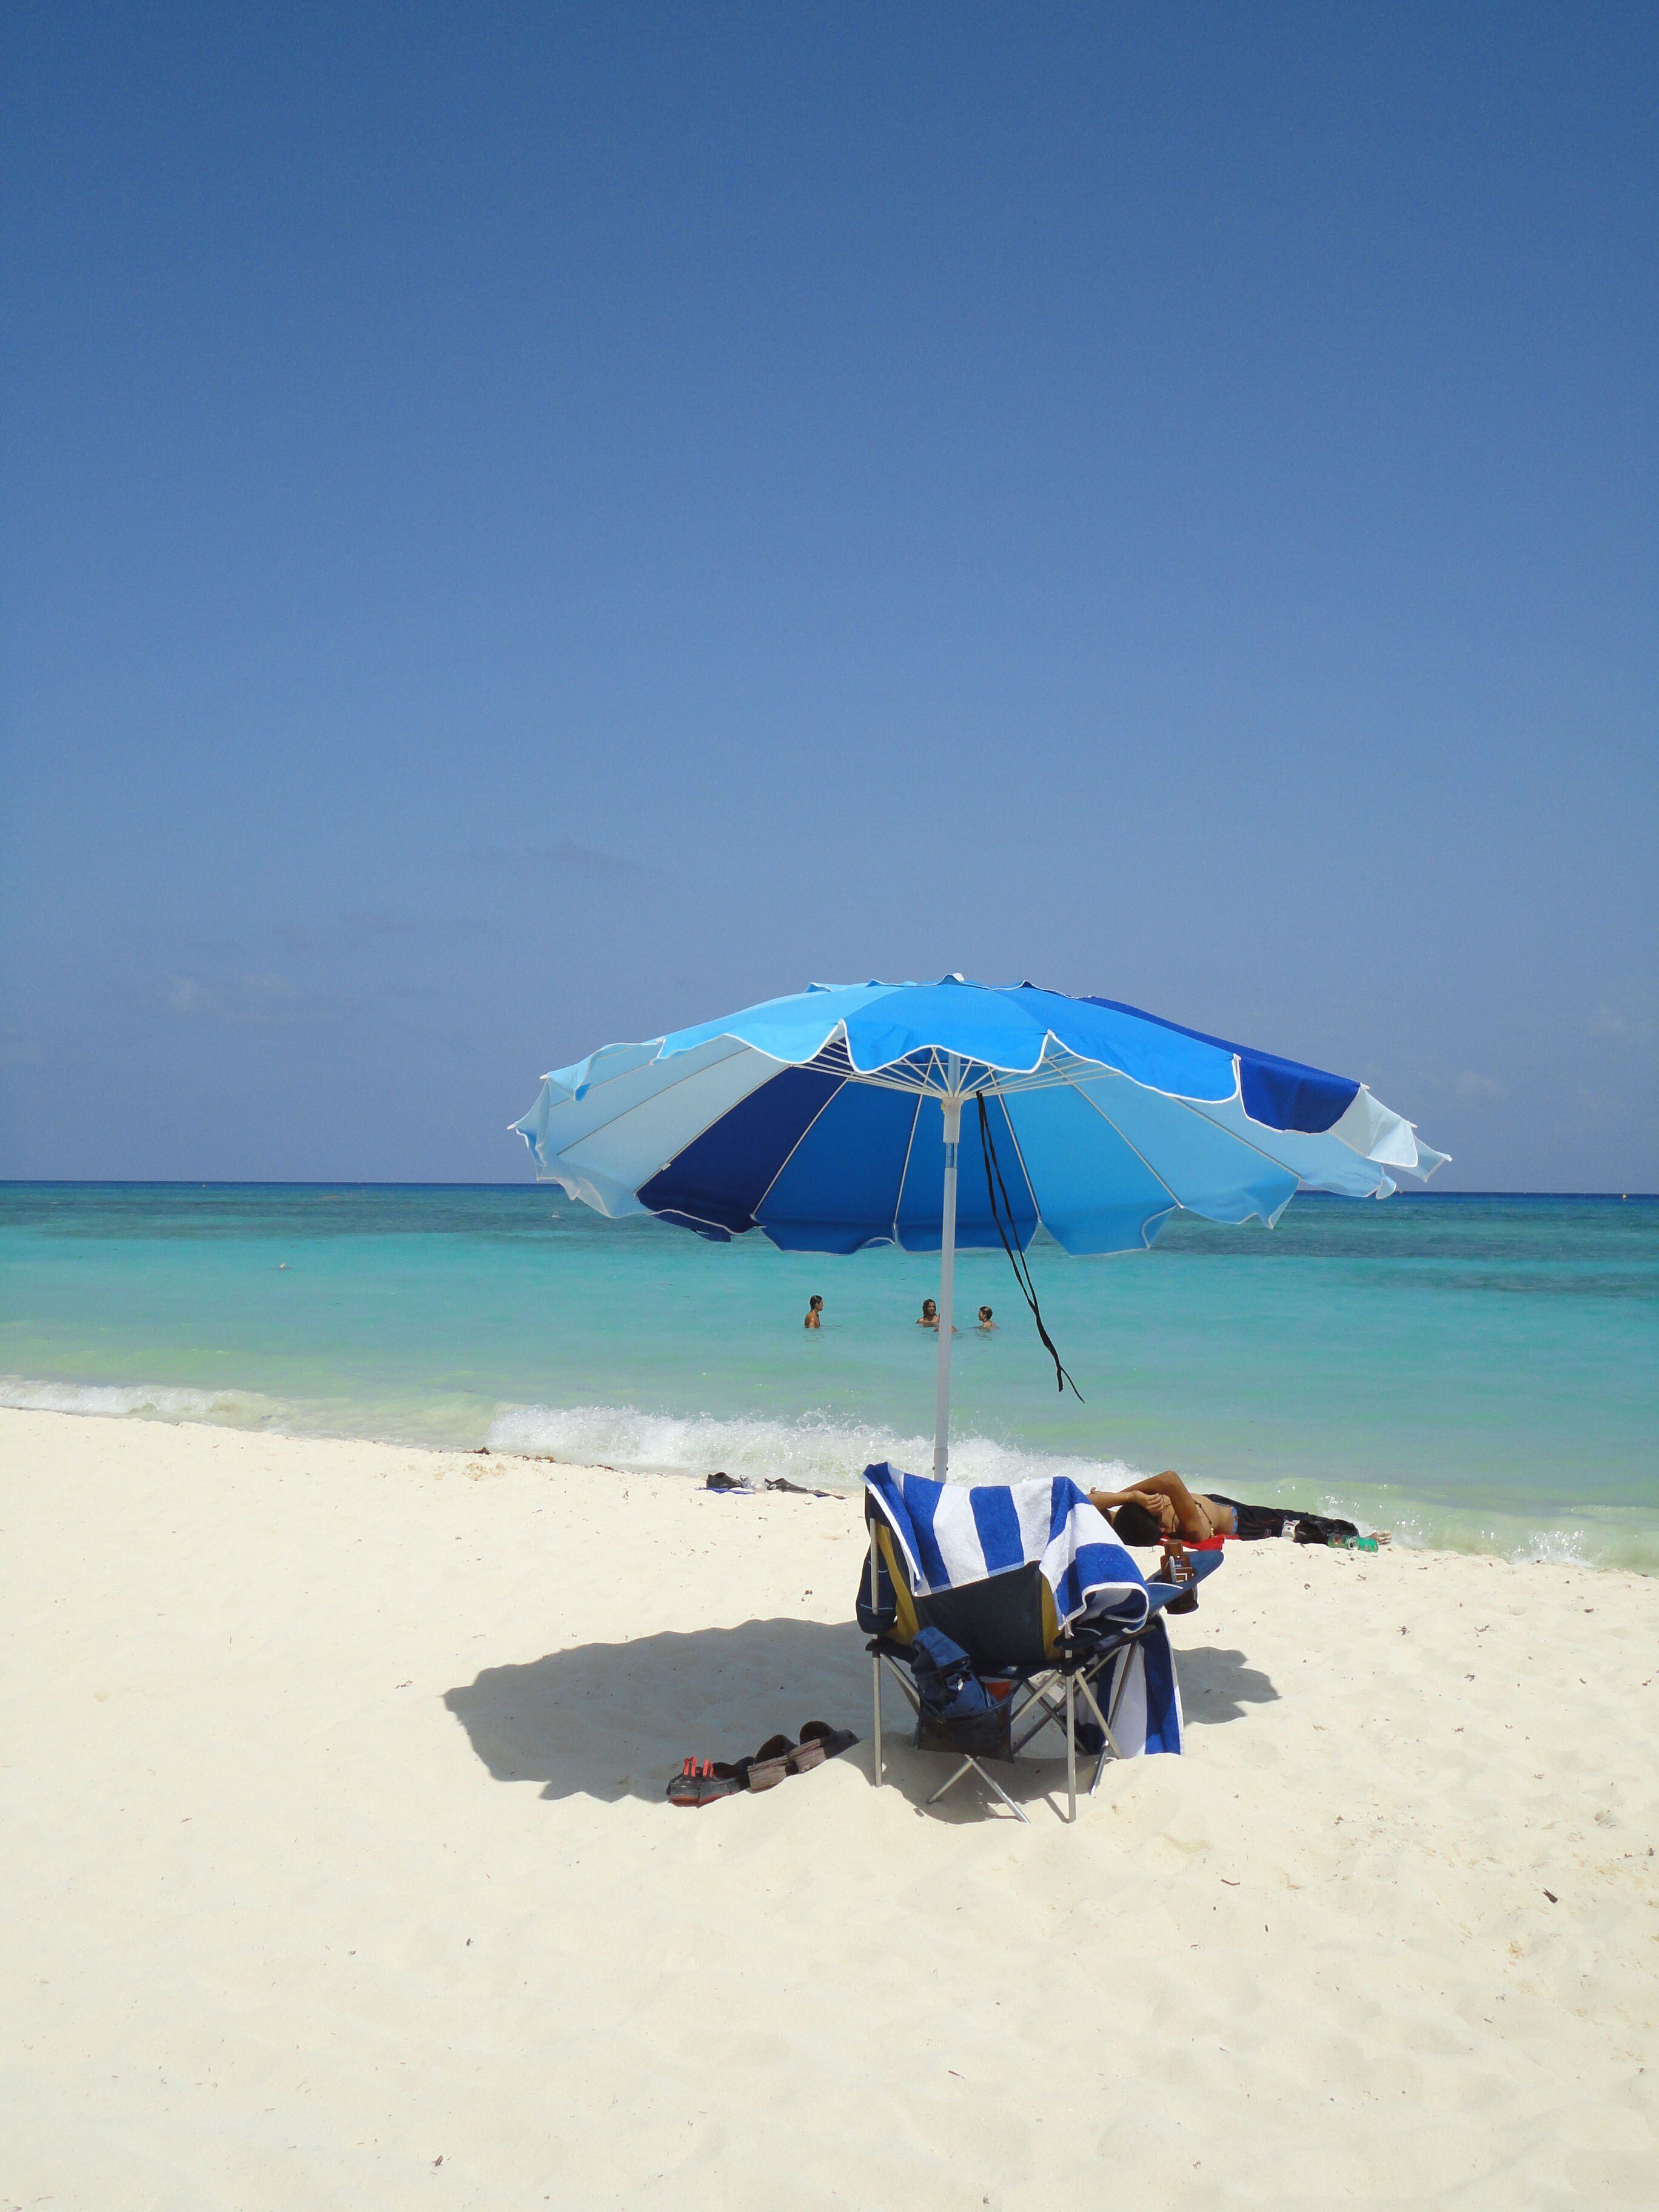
left=1089, top=1469, right=1388, bottom=1547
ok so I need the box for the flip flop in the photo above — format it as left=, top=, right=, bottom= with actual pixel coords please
left=796, top=1720, right=859, bottom=1762
left=694, top=1760, right=743, bottom=1806
left=745, top=1734, right=793, bottom=1790
left=666, top=1756, right=703, bottom=1807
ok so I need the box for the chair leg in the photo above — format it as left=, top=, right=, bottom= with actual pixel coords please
left=1078, top=1671, right=1124, bottom=1773
left=925, top=1756, right=975, bottom=1805
left=1008, top=1670, right=1070, bottom=1755
left=868, top=1526, right=882, bottom=1789
left=974, top=1760, right=1031, bottom=1825
left=928, top=1754, right=1029, bottom=1825
left=1066, top=1675, right=1077, bottom=1823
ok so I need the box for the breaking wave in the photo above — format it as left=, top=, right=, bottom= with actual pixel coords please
left=0, top=1375, right=290, bottom=1427
left=6, top=1375, right=1653, bottom=1570
left=484, top=1399, right=1142, bottom=1496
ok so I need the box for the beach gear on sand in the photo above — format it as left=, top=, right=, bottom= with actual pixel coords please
left=514, top=976, right=1446, bottom=1483
left=743, top=1735, right=793, bottom=1789
left=668, top=1727, right=859, bottom=1806
left=856, top=1463, right=1221, bottom=1823
left=666, top=1757, right=743, bottom=1808
left=797, top=1721, right=859, bottom=1761
left=666, top=1755, right=703, bottom=1806
left=679, top=1717, right=913, bottom=1788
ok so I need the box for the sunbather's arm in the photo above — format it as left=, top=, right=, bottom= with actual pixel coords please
left=1091, top=1470, right=1218, bottom=1541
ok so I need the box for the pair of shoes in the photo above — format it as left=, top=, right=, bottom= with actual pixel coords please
left=668, top=1739, right=797, bottom=1797
left=731, top=1722, right=862, bottom=1791
left=665, top=1757, right=743, bottom=1808
left=734, top=1732, right=822, bottom=1788
left=666, top=1724, right=863, bottom=1806
left=742, top=1735, right=796, bottom=1789
left=705, top=1472, right=753, bottom=1493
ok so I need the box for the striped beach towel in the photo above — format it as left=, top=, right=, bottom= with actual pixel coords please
left=863, top=1462, right=1152, bottom=1629
left=862, top=1463, right=1187, bottom=1755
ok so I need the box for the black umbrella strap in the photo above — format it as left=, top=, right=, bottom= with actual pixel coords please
left=975, top=1092, right=1082, bottom=1401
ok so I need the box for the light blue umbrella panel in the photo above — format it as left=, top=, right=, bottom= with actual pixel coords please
left=513, top=977, right=1447, bottom=1477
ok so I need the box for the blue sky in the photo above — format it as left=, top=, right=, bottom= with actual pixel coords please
left=3, top=4, right=1654, bottom=1187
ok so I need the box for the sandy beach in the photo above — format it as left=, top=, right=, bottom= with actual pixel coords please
left=1, top=1407, right=1654, bottom=2210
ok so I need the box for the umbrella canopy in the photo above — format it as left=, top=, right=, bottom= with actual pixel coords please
left=513, top=976, right=1446, bottom=1474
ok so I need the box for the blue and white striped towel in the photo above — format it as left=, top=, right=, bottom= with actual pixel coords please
left=863, top=1463, right=1186, bottom=1755
left=863, top=1462, right=1151, bottom=1629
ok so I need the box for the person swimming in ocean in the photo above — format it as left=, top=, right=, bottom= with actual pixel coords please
left=1089, top=1468, right=1386, bottom=1547
left=917, top=1298, right=939, bottom=1329
left=977, top=1305, right=995, bottom=1331
left=803, top=1295, right=823, bottom=1329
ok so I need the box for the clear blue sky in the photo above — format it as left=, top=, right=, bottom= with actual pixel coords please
left=3, top=4, right=1654, bottom=1187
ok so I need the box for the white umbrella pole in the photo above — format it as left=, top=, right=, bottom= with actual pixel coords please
left=932, top=1088, right=962, bottom=1481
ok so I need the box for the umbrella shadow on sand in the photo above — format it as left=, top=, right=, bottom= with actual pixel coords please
left=443, top=1623, right=1278, bottom=1808
left=444, top=1619, right=870, bottom=1806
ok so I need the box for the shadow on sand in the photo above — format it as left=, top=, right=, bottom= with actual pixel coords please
left=1176, top=1645, right=1281, bottom=1726
left=444, top=1618, right=871, bottom=1806
left=444, top=1621, right=1279, bottom=1813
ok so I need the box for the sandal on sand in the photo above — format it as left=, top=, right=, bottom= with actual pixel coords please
left=667, top=1757, right=745, bottom=1808
left=666, top=1756, right=705, bottom=1807
left=796, top=1721, right=859, bottom=1762
left=745, top=1734, right=794, bottom=1791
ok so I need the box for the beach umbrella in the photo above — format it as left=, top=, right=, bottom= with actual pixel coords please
left=512, top=977, right=1446, bottom=1478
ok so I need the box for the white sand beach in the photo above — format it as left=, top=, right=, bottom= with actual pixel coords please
left=2, top=1407, right=1655, bottom=2210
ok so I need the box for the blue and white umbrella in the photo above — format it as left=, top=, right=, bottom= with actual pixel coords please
left=514, top=977, right=1446, bottom=1477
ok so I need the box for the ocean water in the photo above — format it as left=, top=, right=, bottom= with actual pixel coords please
left=1, top=1183, right=1654, bottom=1570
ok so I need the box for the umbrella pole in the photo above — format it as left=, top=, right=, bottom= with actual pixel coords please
left=933, top=1091, right=962, bottom=1481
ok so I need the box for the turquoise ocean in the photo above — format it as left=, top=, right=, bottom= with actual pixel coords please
left=2, top=1184, right=1654, bottom=1570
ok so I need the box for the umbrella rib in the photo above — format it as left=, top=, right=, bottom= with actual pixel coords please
left=979, top=1090, right=1042, bottom=1244
left=1077, top=1065, right=1312, bottom=1222
left=1163, top=1076, right=1320, bottom=1207
left=1171, top=1082, right=1375, bottom=1197
left=890, top=1085, right=927, bottom=1245
left=1067, top=1079, right=1185, bottom=1212
left=746, top=1079, right=849, bottom=1219
left=541, top=1037, right=757, bottom=1156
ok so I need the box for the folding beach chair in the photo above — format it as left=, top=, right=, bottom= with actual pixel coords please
left=855, top=1462, right=1222, bottom=1823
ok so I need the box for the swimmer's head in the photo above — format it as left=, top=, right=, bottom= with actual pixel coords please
left=920, top=1298, right=937, bottom=1319
left=808, top=1295, right=823, bottom=1312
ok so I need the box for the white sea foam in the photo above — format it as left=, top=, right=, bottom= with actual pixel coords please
left=6, top=1373, right=1648, bottom=1572
left=0, top=1376, right=289, bottom=1428
left=484, top=1399, right=1143, bottom=1496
